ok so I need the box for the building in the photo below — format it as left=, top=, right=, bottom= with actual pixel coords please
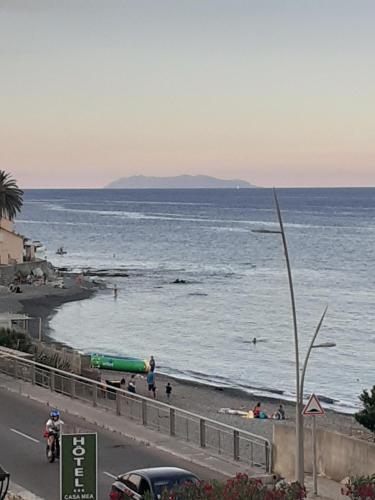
left=0, top=313, right=31, bottom=333
left=0, top=218, right=24, bottom=265
left=23, top=240, right=37, bottom=262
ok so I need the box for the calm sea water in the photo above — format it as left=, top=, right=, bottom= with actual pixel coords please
left=15, top=188, right=375, bottom=412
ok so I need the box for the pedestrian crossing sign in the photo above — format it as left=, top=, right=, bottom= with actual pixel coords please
left=302, top=393, right=325, bottom=416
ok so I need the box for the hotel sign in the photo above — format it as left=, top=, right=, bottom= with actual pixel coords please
left=61, top=433, right=97, bottom=500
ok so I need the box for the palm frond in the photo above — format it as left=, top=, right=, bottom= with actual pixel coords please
left=0, top=170, right=24, bottom=220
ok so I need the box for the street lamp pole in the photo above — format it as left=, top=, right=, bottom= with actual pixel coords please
left=253, top=189, right=332, bottom=485
left=272, top=189, right=304, bottom=484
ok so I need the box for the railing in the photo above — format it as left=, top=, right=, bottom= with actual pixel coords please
left=0, top=352, right=272, bottom=472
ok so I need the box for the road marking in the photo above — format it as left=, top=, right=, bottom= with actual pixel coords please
left=103, top=471, right=117, bottom=479
left=10, top=428, right=39, bottom=443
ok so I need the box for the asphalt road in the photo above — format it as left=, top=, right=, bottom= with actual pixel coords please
left=0, top=388, right=223, bottom=499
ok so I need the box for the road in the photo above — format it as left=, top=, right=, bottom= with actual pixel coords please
left=0, top=388, right=223, bottom=499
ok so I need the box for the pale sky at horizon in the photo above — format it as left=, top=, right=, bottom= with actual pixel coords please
left=1, top=0, right=374, bottom=189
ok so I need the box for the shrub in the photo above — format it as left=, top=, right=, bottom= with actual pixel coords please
left=144, top=474, right=306, bottom=500
left=355, top=386, right=375, bottom=440
left=343, top=475, right=375, bottom=500
left=0, top=328, right=32, bottom=353
left=34, top=350, right=72, bottom=371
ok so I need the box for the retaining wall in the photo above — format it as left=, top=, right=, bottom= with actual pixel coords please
left=273, top=424, right=375, bottom=481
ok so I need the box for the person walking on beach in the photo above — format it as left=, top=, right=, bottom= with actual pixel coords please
left=149, top=355, right=156, bottom=372
left=147, top=370, right=156, bottom=399
left=113, top=284, right=118, bottom=299
left=166, top=382, right=172, bottom=401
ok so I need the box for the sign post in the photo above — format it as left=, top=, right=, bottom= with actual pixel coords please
left=302, top=393, right=325, bottom=496
left=61, top=433, right=97, bottom=500
left=312, top=415, right=317, bottom=495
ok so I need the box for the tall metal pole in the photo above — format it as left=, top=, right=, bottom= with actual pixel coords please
left=273, top=189, right=304, bottom=483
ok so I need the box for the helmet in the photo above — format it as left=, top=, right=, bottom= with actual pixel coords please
left=50, top=409, right=60, bottom=419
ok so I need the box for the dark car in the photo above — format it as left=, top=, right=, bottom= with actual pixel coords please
left=109, top=467, right=200, bottom=499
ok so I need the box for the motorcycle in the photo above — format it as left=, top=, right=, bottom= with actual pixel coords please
left=44, top=429, right=60, bottom=463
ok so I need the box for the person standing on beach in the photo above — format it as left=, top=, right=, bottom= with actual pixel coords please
left=149, top=355, right=156, bottom=372
left=166, top=382, right=172, bottom=401
left=113, top=284, right=118, bottom=299
left=147, top=370, right=156, bottom=399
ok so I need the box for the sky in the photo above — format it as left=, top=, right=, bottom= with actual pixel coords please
left=1, top=0, right=374, bottom=188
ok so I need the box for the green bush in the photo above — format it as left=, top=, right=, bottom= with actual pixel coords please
left=0, top=328, right=32, bottom=353
left=140, top=474, right=306, bottom=500
left=355, top=386, right=375, bottom=440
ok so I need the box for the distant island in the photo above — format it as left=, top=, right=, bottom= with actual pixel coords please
left=105, top=175, right=255, bottom=189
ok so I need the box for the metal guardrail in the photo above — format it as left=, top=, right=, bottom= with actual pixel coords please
left=0, top=352, right=272, bottom=472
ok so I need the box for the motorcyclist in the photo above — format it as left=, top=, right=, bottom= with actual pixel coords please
left=45, top=409, right=63, bottom=458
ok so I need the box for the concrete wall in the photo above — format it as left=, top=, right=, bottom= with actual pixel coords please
left=1, top=218, right=14, bottom=232
left=273, top=423, right=375, bottom=482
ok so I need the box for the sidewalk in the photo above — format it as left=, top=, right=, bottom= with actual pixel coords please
left=304, top=474, right=344, bottom=500
left=6, top=482, right=44, bottom=500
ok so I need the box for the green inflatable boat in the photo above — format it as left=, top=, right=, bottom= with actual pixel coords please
left=91, top=353, right=149, bottom=373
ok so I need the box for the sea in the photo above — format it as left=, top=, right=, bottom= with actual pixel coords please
left=15, top=188, right=375, bottom=413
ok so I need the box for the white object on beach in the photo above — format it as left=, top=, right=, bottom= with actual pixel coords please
left=48, top=278, right=64, bottom=288
left=218, top=408, right=249, bottom=416
left=33, top=267, right=44, bottom=278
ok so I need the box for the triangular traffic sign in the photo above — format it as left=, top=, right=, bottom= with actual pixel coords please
left=302, top=393, right=325, bottom=416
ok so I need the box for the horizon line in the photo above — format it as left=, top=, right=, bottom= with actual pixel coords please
left=20, top=185, right=375, bottom=190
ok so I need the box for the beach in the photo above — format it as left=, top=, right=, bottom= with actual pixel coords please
left=99, top=368, right=370, bottom=445
left=0, top=274, right=97, bottom=339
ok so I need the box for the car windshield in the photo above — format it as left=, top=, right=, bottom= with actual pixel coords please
left=152, top=475, right=198, bottom=496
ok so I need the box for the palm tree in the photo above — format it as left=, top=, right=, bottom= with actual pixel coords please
left=0, top=170, right=24, bottom=221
